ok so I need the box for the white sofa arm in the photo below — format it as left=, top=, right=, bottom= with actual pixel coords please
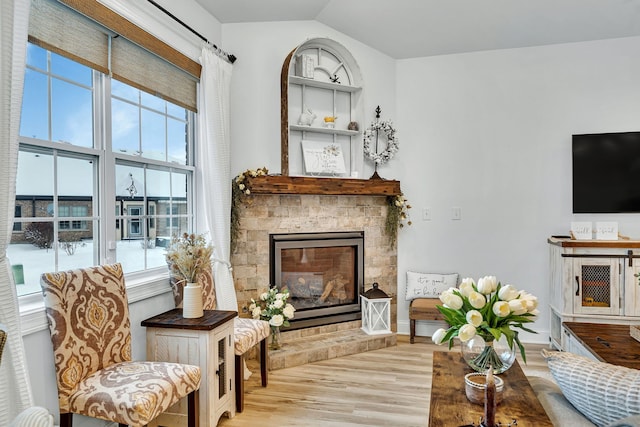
left=608, top=415, right=640, bottom=427
left=528, top=376, right=595, bottom=426
left=9, top=407, right=54, bottom=427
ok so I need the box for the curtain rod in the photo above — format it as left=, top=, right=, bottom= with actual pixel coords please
left=146, top=0, right=237, bottom=64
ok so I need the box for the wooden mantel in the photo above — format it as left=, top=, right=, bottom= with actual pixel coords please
left=247, top=175, right=401, bottom=196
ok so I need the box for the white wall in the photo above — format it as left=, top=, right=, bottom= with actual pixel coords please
left=392, top=36, right=640, bottom=342
left=220, top=21, right=396, bottom=177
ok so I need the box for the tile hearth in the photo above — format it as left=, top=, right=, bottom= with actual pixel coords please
left=268, top=321, right=397, bottom=370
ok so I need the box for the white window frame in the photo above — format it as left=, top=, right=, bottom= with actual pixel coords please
left=16, top=46, right=198, bottom=332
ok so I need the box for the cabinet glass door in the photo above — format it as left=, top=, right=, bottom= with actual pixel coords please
left=217, top=335, right=227, bottom=399
left=625, top=260, right=640, bottom=317
left=573, top=258, right=620, bottom=315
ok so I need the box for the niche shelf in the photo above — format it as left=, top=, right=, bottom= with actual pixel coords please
left=281, top=37, right=364, bottom=178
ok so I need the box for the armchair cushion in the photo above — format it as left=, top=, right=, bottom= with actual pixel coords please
left=69, top=361, right=200, bottom=425
left=234, top=317, right=270, bottom=355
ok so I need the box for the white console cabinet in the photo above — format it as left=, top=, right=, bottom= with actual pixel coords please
left=548, top=237, right=640, bottom=349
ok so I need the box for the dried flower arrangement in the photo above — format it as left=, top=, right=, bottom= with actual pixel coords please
left=165, top=232, right=214, bottom=284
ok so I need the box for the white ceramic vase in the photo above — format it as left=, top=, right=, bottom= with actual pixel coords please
left=182, top=282, right=204, bottom=318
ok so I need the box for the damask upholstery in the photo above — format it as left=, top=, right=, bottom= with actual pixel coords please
left=170, top=264, right=270, bottom=412
left=233, top=318, right=270, bottom=413
left=40, top=263, right=201, bottom=427
left=234, top=317, right=270, bottom=354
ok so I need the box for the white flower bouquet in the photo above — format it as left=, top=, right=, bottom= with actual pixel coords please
left=432, top=276, right=539, bottom=370
left=249, top=287, right=296, bottom=328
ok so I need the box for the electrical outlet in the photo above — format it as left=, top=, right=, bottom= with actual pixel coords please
left=422, top=208, right=431, bottom=221
left=452, top=207, right=462, bottom=220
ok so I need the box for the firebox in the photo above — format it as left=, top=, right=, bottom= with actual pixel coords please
left=269, top=231, right=364, bottom=329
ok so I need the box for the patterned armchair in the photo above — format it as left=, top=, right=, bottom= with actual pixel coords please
left=40, top=263, right=202, bottom=427
left=171, top=266, right=270, bottom=412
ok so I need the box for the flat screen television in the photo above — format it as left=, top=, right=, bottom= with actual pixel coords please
left=573, top=131, right=640, bottom=213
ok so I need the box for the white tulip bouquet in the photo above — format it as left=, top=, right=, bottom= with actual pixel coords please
left=432, top=276, right=539, bottom=370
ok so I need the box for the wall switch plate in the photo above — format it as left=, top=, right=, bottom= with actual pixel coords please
left=452, top=207, right=462, bottom=220
left=422, top=208, right=431, bottom=221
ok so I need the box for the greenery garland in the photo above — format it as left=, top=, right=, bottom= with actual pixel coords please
left=231, top=167, right=269, bottom=252
left=385, top=193, right=412, bottom=246
left=363, top=120, right=399, bottom=165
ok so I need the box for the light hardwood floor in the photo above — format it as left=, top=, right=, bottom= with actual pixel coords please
left=218, top=336, right=553, bottom=427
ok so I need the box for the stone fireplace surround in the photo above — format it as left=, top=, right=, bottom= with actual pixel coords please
left=230, top=176, right=400, bottom=367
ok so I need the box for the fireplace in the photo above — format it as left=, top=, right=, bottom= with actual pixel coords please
left=269, top=231, right=364, bottom=329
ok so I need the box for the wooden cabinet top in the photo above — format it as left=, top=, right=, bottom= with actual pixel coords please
left=548, top=237, right=640, bottom=248
left=141, top=309, right=237, bottom=331
left=563, top=322, right=640, bottom=370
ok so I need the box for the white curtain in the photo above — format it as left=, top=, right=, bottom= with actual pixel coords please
left=0, top=0, right=34, bottom=423
left=196, top=44, right=237, bottom=311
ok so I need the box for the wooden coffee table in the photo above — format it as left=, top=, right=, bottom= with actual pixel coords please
left=429, top=351, right=552, bottom=426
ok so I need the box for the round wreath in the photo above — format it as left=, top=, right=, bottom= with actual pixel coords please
left=363, top=120, right=399, bottom=165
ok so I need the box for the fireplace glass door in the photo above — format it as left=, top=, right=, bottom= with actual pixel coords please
left=270, top=232, right=364, bottom=328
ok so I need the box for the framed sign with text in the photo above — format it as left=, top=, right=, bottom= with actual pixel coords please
left=301, top=141, right=347, bottom=175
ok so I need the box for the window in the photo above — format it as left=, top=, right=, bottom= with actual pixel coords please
left=10, top=42, right=196, bottom=296
left=51, top=205, right=89, bottom=230
left=13, top=206, right=22, bottom=232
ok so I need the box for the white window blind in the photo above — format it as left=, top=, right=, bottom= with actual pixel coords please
left=28, top=0, right=198, bottom=111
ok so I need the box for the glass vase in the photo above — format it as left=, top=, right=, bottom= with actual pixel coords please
left=461, top=334, right=516, bottom=374
left=270, top=325, right=282, bottom=350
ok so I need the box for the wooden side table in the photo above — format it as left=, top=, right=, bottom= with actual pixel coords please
left=142, top=309, right=237, bottom=427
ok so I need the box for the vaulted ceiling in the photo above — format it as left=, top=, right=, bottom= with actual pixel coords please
left=195, top=0, right=640, bottom=59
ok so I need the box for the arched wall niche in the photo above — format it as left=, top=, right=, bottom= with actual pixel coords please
left=280, top=37, right=364, bottom=177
